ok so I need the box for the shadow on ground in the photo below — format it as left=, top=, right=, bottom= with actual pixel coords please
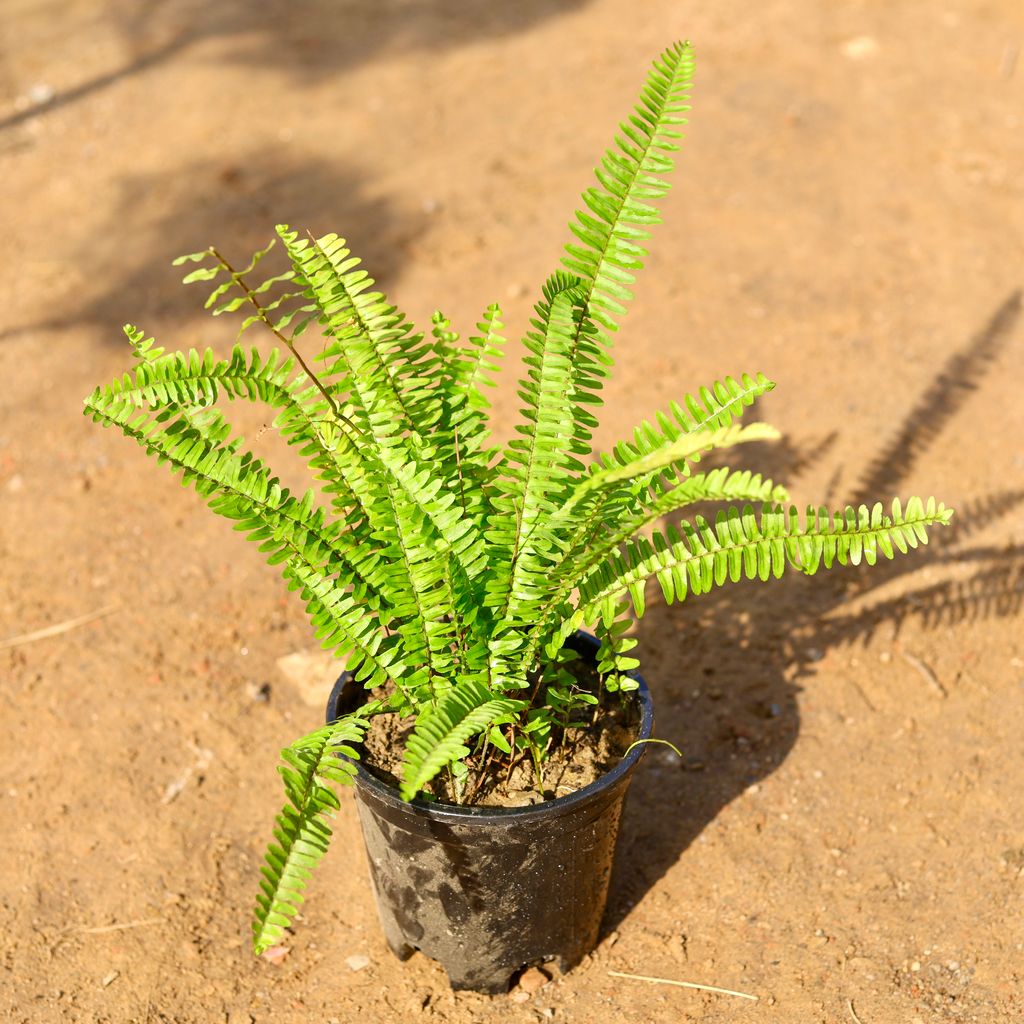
left=0, top=0, right=592, bottom=131
left=10, top=149, right=421, bottom=343
left=605, top=289, right=1024, bottom=932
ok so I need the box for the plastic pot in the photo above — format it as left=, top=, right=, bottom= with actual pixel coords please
left=325, top=631, right=653, bottom=993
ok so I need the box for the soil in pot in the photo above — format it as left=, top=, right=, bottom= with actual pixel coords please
left=359, top=653, right=640, bottom=806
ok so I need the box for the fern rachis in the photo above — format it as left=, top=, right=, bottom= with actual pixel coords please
left=84, top=41, right=954, bottom=954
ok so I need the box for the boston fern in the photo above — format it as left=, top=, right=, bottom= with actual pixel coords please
left=83, top=41, right=952, bottom=954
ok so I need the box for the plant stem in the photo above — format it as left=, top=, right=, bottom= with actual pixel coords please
left=208, top=246, right=358, bottom=436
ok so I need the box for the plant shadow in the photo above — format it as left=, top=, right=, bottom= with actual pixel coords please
left=18, top=149, right=420, bottom=341
left=0, top=0, right=592, bottom=131
left=604, top=289, right=1023, bottom=933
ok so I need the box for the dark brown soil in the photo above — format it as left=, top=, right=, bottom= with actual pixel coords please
left=360, top=661, right=640, bottom=807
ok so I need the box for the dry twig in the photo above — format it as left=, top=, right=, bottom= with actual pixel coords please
left=79, top=917, right=163, bottom=935
left=898, top=647, right=948, bottom=697
left=607, top=969, right=758, bottom=1001
left=0, top=605, right=118, bottom=651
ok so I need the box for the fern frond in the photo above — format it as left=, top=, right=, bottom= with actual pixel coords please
left=459, top=303, right=506, bottom=408
left=547, top=41, right=694, bottom=460
left=280, top=227, right=439, bottom=439
left=431, top=304, right=505, bottom=526
left=581, top=371, right=775, bottom=493
left=124, top=323, right=165, bottom=363
left=520, top=466, right=790, bottom=670
left=82, top=393, right=409, bottom=689
left=578, top=497, right=954, bottom=619
left=531, top=372, right=775, bottom=593
left=253, top=708, right=379, bottom=954
left=399, top=679, right=528, bottom=798
left=562, top=42, right=693, bottom=324
left=174, top=239, right=316, bottom=340
left=399, top=681, right=527, bottom=801
left=485, top=280, right=586, bottom=624
left=575, top=421, right=779, bottom=500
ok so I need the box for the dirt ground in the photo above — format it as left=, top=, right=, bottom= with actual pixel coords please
left=2, top=1, right=1024, bottom=1021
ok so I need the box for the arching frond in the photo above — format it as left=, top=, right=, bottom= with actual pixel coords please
left=253, top=708, right=380, bottom=954
left=578, top=497, right=954, bottom=619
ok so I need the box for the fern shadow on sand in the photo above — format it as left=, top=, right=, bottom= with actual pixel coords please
left=605, top=288, right=1022, bottom=932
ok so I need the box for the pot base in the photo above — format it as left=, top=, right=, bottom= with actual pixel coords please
left=381, top=933, right=574, bottom=994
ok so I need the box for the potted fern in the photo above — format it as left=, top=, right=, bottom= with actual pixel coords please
left=84, top=41, right=952, bottom=993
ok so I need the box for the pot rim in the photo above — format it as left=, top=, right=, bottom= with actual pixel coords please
left=325, top=632, right=654, bottom=825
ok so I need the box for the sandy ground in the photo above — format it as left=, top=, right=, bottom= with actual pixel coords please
left=2, top=1, right=1024, bottom=1021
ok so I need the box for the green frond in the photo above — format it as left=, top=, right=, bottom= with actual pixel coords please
left=588, top=370, right=775, bottom=483
left=520, top=465, right=790, bottom=671
left=82, top=390, right=407, bottom=690
left=174, top=237, right=316, bottom=339
left=280, top=227, right=439, bottom=438
left=459, top=303, right=506, bottom=407
left=594, top=603, right=641, bottom=692
left=253, top=708, right=379, bottom=954
left=124, top=323, right=165, bottom=363
left=485, top=280, right=588, bottom=628
left=578, top=497, right=954, bottom=619
left=574, top=421, right=779, bottom=499
left=562, top=42, right=693, bottom=326
left=400, top=681, right=527, bottom=801
left=556, top=41, right=694, bottom=437
left=431, top=303, right=505, bottom=526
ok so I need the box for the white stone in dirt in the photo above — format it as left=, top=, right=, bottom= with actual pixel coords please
left=276, top=648, right=344, bottom=707
left=345, top=954, right=371, bottom=972
left=840, top=36, right=880, bottom=60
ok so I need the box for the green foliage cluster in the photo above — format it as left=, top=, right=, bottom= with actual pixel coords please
left=83, top=42, right=953, bottom=954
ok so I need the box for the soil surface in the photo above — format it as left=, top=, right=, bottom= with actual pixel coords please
left=360, top=658, right=639, bottom=807
left=2, top=2, right=1024, bottom=1022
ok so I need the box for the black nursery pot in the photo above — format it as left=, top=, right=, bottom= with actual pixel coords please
left=325, top=631, right=653, bottom=994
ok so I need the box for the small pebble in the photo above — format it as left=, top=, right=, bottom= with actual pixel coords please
left=246, top=682, right=271, bottom=703
left=505, top=789, right=541, bottom=807
left=28, top=82, right=56, bottom=105
left=261, top=945, right=290, bottom=965
left=516, top=966, right=551, bottom=995
left=840, top=36, right=880, bottom=60
left=345, top=954, right=370, bottom=972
